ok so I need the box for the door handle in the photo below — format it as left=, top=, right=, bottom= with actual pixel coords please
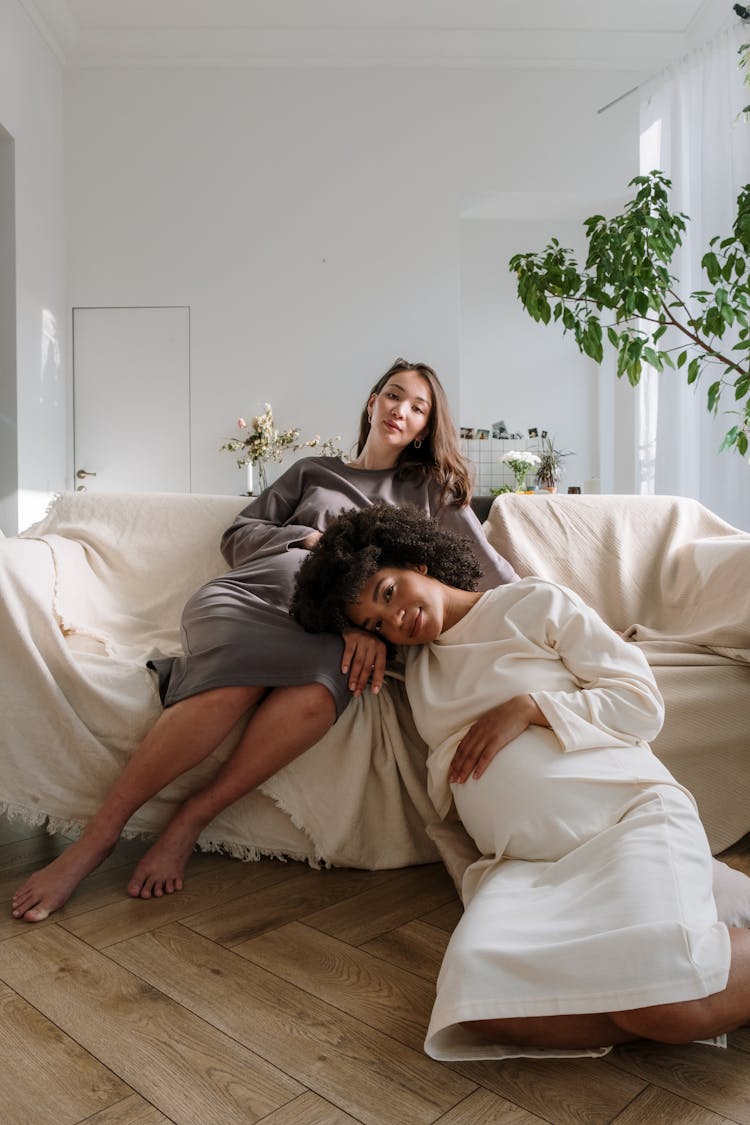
left=76, top=469, right=97, bottom=479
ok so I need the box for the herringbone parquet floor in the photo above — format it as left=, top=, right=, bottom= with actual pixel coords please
left=1, top=813, right=749, bottom=1125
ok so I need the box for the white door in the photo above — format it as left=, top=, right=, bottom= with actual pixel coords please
left=73, top=306, right=190, bottom=492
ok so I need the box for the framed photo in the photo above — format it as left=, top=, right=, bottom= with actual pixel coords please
left=460, top=426, right=475, bottom=440
left=476, top=428, right=490, bottom=440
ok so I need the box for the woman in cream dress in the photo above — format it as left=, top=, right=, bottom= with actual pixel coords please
left=292, top=504, right=750, bottom=1061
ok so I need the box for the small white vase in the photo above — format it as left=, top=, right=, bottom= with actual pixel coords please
left=245, top=460, right=267, bottom=496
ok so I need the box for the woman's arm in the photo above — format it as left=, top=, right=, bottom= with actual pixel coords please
left=434, top=499, right=519, bottom=588
left=449, top=580, right=664, bottom=781
left=528, top=583, right=665, bottom=751
left=220, top=460, right=323, bottom=567
left=449, top=694, right=550, bottom=782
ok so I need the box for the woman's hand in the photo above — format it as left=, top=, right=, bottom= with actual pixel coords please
left=341, top=628, right=388, bottom=697
left=448, top=694, right=550, bottom=783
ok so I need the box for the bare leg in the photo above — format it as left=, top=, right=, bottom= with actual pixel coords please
left=463, top=1014, right=636, bottom=1051
left=465, top=928, right=750, bottom=1051
left=612, top=927, right=750, bottom=1042
left=127, top=681, right=337, bottom=898
left=11, top=684, right=262, bottom=922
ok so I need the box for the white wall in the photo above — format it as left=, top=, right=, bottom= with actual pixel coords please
left=0, top=0, right=66, bottom=532
left=64, top=64, right=642, bottom=496
left=460, top=216, right=600, bottom=492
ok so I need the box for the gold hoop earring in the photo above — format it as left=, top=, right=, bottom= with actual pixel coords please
left=413, top=438, right=422, bottom=449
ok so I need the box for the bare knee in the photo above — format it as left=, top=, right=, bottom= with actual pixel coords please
left=274, top=682, right=337, bottom=728
left=296, top=682, right=337, bottom=724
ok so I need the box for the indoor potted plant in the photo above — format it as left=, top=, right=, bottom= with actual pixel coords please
left=535, top=436, right=572, bottom=492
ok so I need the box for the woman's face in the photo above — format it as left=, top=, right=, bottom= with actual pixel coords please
left=346, top=565, right=446, bottom=646
left=365, top=369, right=432, bottom=454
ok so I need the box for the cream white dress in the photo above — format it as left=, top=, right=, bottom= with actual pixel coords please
left=404, top=579, right=730, bottom=1060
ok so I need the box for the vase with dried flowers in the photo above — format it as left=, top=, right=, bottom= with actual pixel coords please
left=221, top=404, right=341, bottom=494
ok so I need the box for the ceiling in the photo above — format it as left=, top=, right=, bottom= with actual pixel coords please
left=26, top=0, right=739, bottom=69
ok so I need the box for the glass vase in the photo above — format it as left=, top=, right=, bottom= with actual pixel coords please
left=513, top=467, right=529, bottom=492
left=256, top=459, right=268, bottom=493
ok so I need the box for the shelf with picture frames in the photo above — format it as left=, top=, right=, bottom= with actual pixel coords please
left=460, top=433, right=549, bottom=494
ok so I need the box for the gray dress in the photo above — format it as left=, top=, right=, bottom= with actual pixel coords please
left=149, top=457, right=517, bottom=716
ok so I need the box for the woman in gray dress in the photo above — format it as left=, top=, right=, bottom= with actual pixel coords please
left=12, top=358, right=517, bottom=922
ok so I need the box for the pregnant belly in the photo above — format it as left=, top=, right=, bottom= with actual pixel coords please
left=449, top=728, right=649, bottom=861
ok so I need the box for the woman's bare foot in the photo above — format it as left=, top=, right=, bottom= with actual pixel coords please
left=12, top=836, right=115, bottom=922
left=127, top=815, right=201, bottom=899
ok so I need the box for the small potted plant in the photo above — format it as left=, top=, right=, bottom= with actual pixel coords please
left=535, top=437, right=572, bottom=493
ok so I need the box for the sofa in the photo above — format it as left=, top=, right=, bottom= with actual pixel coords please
left=1, top=488, right=748, bottom=868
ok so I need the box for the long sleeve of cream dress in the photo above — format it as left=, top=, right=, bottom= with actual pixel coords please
left=404, top=579, right=730, bottom=1061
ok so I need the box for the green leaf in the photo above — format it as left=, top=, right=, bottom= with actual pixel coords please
left=677, top=350, right=688, bottom=368
left=707, top=381, right=722, bottom=412
left=719, top=425, right=740, bottom=452
left=722, top=254, right=736, bottom=282
left=701, top=251, right=721, bottom=284
left=634, top=292, right=649, bottom=317
left=734, top=374, right=750, bottom=400
left=687, top=358, right=701, bottom=385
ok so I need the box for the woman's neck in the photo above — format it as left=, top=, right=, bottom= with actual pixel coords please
left=348, top=440, right=400, bottom=471
left=442, top=589, right=483, bottom=633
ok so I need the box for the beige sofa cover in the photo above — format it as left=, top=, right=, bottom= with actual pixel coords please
left=0, top=489, right=747, bottom=867
left=484, top=492, right=750, bottom=852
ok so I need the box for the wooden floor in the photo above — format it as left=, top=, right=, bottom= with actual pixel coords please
left=1, top=815, right=749, bottom=1125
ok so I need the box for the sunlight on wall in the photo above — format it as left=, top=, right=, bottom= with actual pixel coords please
left=16, top=309, right=65, bottom=532
left=18, top=489, right=53, bottom=533
left=41, top=308, right=61, bottom=405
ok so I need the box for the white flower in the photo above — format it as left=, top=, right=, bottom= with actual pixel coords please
left=500, top=450, right=541, bottom=468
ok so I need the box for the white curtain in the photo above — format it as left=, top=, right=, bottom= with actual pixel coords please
left=638, top=22, right=750, bottom=531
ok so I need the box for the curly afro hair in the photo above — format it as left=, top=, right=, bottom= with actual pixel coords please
left=291, top=503, right=482, bottom=635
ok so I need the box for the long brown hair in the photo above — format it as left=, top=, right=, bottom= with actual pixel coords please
left=355, top=358, right=473, bottom=506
